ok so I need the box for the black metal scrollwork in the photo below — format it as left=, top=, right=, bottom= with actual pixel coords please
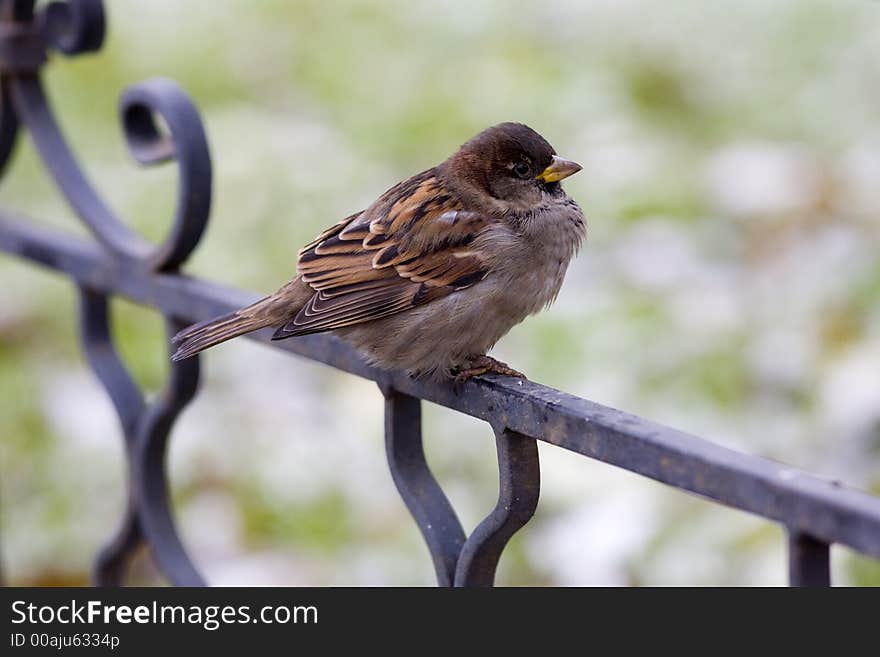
left=1, top=0, right=211, bottom=584
left=382, top=388, right=539, bottom=586
left=0, top=79, right=16, bottom=176
left=38, top=0, right=104, bottom=56
left=80, top=292, right=203, bottom=585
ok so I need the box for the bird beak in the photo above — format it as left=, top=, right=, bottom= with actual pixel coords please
left=536, top=155, right=582, bottom=183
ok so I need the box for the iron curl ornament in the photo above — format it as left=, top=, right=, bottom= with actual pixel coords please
left=1, top=0, right=880, bottom=587
left=1, top=0, right=211, bottom=585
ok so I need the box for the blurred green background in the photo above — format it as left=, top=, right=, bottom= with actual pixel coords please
left=1, top=0, right=879, bottom=585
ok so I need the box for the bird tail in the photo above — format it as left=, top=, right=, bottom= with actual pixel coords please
left=171, top=281, right=308, bottom=361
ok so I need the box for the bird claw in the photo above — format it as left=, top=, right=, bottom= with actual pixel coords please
left=452, top=355, right=526, bottom=392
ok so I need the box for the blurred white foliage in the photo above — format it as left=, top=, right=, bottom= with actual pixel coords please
left=705, top=143, right=823, bottom=218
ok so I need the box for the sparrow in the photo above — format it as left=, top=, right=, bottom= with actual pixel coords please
left=172, top=122, right=585, bottom=381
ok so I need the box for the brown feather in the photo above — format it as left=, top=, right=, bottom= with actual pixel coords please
left=281, top=170, right=493, bottom=336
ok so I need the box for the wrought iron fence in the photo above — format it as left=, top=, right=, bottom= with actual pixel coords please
left=1, top=0, right=879, bottom=587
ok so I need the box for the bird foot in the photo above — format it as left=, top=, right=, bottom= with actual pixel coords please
left=453, top=355, right=526, bottom=387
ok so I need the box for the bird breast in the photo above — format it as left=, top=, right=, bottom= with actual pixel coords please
left=336, top=196, right=585, bottom=377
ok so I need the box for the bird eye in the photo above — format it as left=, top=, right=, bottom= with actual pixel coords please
left=513, top=162, right=530, bottom=178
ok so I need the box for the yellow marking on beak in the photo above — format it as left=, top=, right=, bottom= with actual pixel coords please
left=537, top=155, right=582, bottom=183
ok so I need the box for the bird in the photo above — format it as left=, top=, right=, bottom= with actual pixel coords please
left=172, top=122, right=585, bottom=382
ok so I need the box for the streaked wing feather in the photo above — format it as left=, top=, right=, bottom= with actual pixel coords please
left=280, top=285, right=420, bottom=335
left=297, top=212, right=361, bottom=256
left=284, top=170, right=493, bottom=336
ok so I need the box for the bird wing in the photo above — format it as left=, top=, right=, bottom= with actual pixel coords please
left=273, top=171, right=493, bottom=338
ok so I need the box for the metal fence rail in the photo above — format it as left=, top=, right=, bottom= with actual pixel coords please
left=1, top=0, right=879, bottom=587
